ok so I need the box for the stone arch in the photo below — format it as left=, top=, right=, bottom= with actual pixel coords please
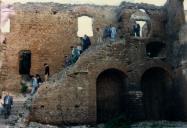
left=138, top=9, right=146, bottom=13
left=141, top=67, right=174, bottom=120
left=137, top=60, right=173, bottom=82
left=130, top=10, right=150, bottom=21
left=76, top=13, right=94, bottom=18
left=130, top=9, right=151, bottom=38
left=96, top=68, right=128, bottom=123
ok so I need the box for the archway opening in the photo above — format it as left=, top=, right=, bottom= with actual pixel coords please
left=19, top=50, right=31, bottom=75
left=141, top=67, right=174, bottom=120
left=130, top=10, right=151, bottom=38
left=136, top=20, right=148, bottom=37
left=77, top=16, right=93, bottom=37
left=146, top=41, right=166, bottom=57
left=96, top=69, right=128, bottom=123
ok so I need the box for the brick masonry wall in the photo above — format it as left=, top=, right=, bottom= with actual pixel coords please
left=30, top=41, right=173, bottom=124
left=0, top=0, right=186, bottom=124
left=29, top=0, right=186, bottom=124
left=0, top=3, right=117, bottom=91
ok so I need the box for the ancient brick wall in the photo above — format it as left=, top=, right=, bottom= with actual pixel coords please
left=30, top=40, right=174, bottom=124
left=118, top=2, right=166, bottom=39
left=0, top=0, right=186, bottom=124
left=0, top=3, right=117, bottom=91
left=165, top=0, right=185, bottom=38
left=29, top=0, right=187, bottom=124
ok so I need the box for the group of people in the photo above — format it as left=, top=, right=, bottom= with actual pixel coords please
left=0, top=64, right=50, bottom=119
left=103, top=24, right=117, bottom=42
left=30, top=74, right=42, bottom=96
left=63, top=25, right=117, bottom=68
left=64, top=34, right=91, bottom=68
left=132, top=23, right=140, bottom=37
left=30, top=63, right=49, bottom=96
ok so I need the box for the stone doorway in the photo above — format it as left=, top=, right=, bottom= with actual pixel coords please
left=19, top=50, right=31, bottom=75
left=96, top=69, right=128, bottom=123
left=141, top=67, right=173, bottom=120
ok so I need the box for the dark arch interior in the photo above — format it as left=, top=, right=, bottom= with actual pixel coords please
left=146, top=42, right=166, bottom=58
left=19, top=50, right=31, bottom=75
left=141, top=67, right=174, bottom=120
left=96, top=69, right=128, bottom=123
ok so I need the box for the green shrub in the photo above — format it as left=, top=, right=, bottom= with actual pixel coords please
left=104, top=114, right=130, bottom=128
left=21, top=83, right=28, bottom=93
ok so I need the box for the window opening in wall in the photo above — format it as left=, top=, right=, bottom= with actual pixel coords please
left=77, top=16, right=93, bottom=37
left=146, top=42, right=165, bottom=58
left=19, top=50, right=31, bottom=75
left=1, top=4, right=15, bottom=33
left=132, top=20, right=148, bottom=37
left=1, top=18, right=10, bottom=33
left=130, top=10, right=151, bottom=38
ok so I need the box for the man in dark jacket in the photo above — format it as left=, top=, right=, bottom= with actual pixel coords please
left=3, top=92, right=13, bottom=119
left=44, top=63, right=50, bottom=81
left=83, top=34, right=91, bottom=51
left=135, top=23, right=140, bottom=37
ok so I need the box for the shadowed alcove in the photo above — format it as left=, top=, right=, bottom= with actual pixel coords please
left=146, top=41, right=166, bottom=58
left=96, top=69, right=128, bottom=123
left=141, top=67, right=174, bottom=120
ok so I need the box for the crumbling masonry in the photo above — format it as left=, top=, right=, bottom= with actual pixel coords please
left=0, top=0, right=187, bottom=125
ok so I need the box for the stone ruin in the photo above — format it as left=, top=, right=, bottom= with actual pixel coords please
left=0, top=0, right=187, bottom=125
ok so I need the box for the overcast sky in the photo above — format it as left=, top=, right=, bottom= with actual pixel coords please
left=1, top=0, right=187, bottom=9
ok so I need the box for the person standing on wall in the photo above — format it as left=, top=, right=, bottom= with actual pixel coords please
left=3, top=92, right=13, bottom=119
left=31, top=75, right=38, bottom=96
left=70, top=46, right=80, bottom=64
left=110, top=24, right=117, bottom=42
left=83, top=34, right=91, bottom=50
left=103, top=25, right=111, bottom=41
left=36, top=74, right=42, bottom=87
left=64, top=55, right=71, bottom=68
left=44, top=63, right=50, bottom=81
left=135, top=23, right=140, bottom=37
